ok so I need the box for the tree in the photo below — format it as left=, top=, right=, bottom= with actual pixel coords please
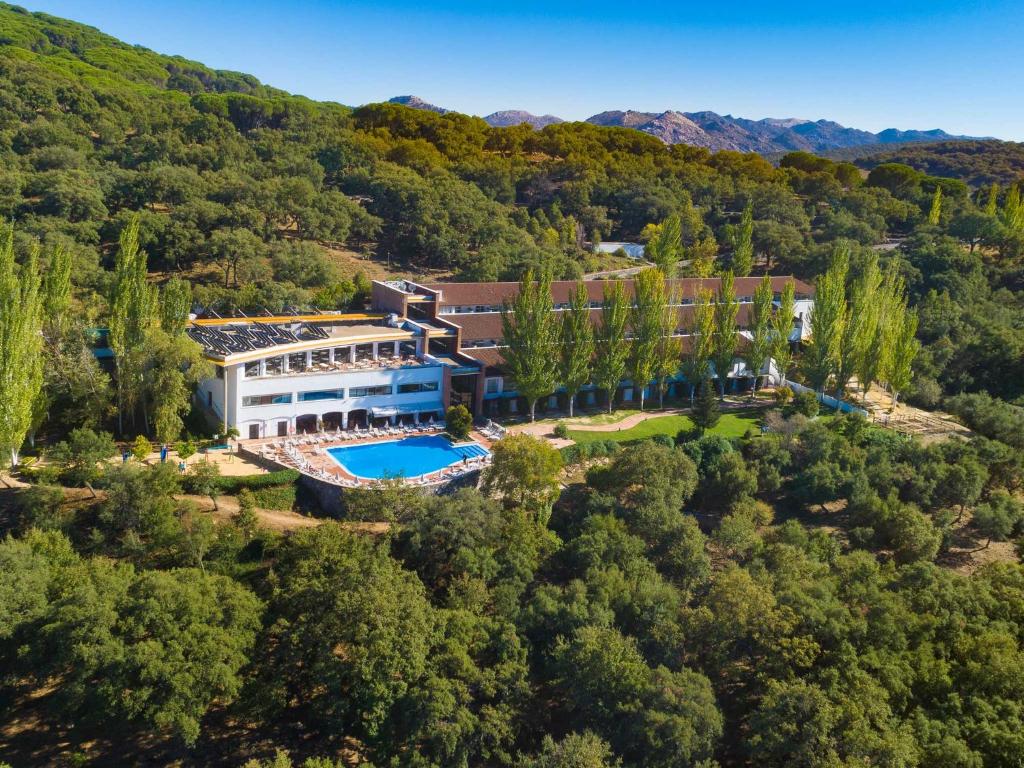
left=50, top=428, right=116, bottom=494
left=249, top=525, right=433, bottom=746
left=109, top=217, right=153, bottom=435
left=746, top=274, right=774, bottom=397
left=561, top=282, right=595, bottom=418
left=711, top=271, right=739, bottom=397
left=159, top=277, right=192, bottom=336
left=0, top=228, right=44, bottom=468
left=187, top=460, right=222, bottom=511
left=686, top=234, right=717, bottom=277
left=592, top=281, right=630, bottom=414
left=732, top=202, right=754, bottom=276
left=522, top=732, right=621, bottom=768
left=446, top=403, right=472, bottom=439
left=653, top=284, right=683, bottom=408
left=928, top=185, right=943, bottom=225
left=971, top=491, right=1023, bottom=549
left=132, top=434, right=153, bottom=463
left=681, top=286, right=715, bottom=402
left=835, top=253, right=882, bottom=396
left=802, top=246, right=848, bottom=392
left=38, top=561, right=262, bottom=746
left=645, top=214, right=682, bottom=276
left=770, top=280, right=796, bottom=386
left=501, top=269, right=559, bottom=421
left=860, top=264, right=905, bottom=397
left=143, top=329, right=213, bottom=443
left=629, top=269, right=666, bottom=411
left=691, top=377, right=720, bottom=435
left=483, top=433, right=563, bottom=522
left=883, top=309, right=919, bottom=409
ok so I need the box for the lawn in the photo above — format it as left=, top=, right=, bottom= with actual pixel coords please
left=567, top=410, right=761, bottom=445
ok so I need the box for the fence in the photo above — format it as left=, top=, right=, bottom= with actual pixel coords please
left=784, top=381, right=869, bottom=417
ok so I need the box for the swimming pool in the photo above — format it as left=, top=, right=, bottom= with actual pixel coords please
left=327, top=435, right=489, bottom=480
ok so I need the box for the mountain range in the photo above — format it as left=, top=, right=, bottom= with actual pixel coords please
left=387, top=96, right=986, bottom=154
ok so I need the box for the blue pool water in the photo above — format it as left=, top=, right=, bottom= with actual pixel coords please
left=327, top=435, right=489, bottom=479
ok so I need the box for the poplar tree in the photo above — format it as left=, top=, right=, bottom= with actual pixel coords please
left=109, top=218, right=153, bottom=434
left=835, top=254, right=882, bottom=396
left=560, top=281, right=594, bottom=418
left=928, top=186, right=943, bottom=226
left=30, top=244, right=73, bottom=446
left=711, top=271, right=739, bottom=398
left=984, top=183, right=1000, bottom=217
left=687, top=235, right=717, bottom=277
left=629, top=269, right=665, bottom=411
left=802, top=246, right=848, bottom=392
left=501, top=269, right=559, bottom=422
left=884, top=310, right=919, bottom=410
left=653, top=285, right=683, bottom=408
left=732, top=203, right=754, bottom=277
left=1003, top=184, right=1024, bottom=232
left=746, top=275, right=774, bottom=397
left=592, top=281, right=629, bottom=414
left=646, top=215, right=682, bottom=276
left=159, top=277, right=192, bottom=336
left=861, top=264, right=906, bottom=396
left=682, top=286, right=715, bottom=402
left=0, top=228, right=44, bottom=468
left=770, top=280, right=796, bottom=386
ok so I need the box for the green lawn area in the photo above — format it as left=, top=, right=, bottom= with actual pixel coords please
left=567, top=410, right=761, bottom=445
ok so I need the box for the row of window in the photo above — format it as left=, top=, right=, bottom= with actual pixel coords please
left=241, top=381, right=438, bottom=407
left=441, top=295, right=806, bottom=315
left=243, top=341, right=421, bottom=377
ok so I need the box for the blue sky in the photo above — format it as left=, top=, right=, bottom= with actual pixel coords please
left=26, top=0, right=1024, bottom=140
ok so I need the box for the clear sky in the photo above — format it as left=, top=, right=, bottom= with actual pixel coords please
left=24, top=0, right=1024, bottom=140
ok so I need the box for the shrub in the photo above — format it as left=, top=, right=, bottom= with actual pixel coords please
left=553, top=422, right=569, bottom=439
left=177, top=440, right=197, bottom=460
left=446, top=404, right=473, bottom=440
left=651, top=434, right=674, bottom=448
left=791, top=390, right=820, bottom=418
left=560, top=444, right=582, bottom=465
left=251, top=485, right=296, bottom=511
left=774, top=386, right=794, bottom=405
left=131, top=435, right=153, bottom=462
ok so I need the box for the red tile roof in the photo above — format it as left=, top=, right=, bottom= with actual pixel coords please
left=422, top=275, right=813, bottom=308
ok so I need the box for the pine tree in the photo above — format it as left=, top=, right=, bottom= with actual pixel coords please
left=500, top=269, right=559, bottom=422
left=732, top=203, right=754, bottom=276
left=770, top=280, right=796, bottom=386
left=629, top=268, right=665, bottom=411
left=691, top=377, right=720, bottom=435
left=560, top=281, right=594, bottom=418
left=746, top=275, right=774, bottom=398
left=0, top=228, right=44, bottom=468
left=802, top=245, right=848, bottom=392
left=592, top=281, right=630, bottom=414
left=681, top=285, right=715, bottom=402
left=109, top=218, right=153, bottom=434
left=928, top=186, right=943, bottom=226
left=711, top=271, right=739, bottom=398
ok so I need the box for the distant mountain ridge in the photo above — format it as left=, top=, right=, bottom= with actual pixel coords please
left=388, top=95, right=988, bottom=154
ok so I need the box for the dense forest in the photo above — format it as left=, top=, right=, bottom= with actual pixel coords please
left=854, top=141, right=1024, bottom=188
left=2, top=4, right=1024, bottom=767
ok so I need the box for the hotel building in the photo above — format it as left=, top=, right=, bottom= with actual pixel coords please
left=191, top=276, right=814, bottom=438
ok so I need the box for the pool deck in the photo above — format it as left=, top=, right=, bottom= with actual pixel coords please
left=240, top=427, right=495, bottom=487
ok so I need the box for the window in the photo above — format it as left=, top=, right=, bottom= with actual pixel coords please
left=265, top=356, right=284, bottom=375
left=298, top=388, right=345, bottom=402
left=350, top=385, right=393, bottom=397
left=288, top=353, right=307, bottom=372
left=333, top=346, right=351, bottom=363
left=399, top=340, right=418, bottom=357
left=244, top=360, right=261, bottom=378
left=377, top=342, right=396, bottom=359
left=242, top=393, right=293, bottom=407
left=485, top=378, right=500, bottom=394
left=311, top=348, right=330, bottom=367
left=397, top=381, right=439, bottom=394
left=355, top=343, right=374, bottom=361
left=215, top=366, right=224, bottom=379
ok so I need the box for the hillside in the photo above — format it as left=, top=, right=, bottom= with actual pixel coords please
left=853, top=139, right=1024, bottom=186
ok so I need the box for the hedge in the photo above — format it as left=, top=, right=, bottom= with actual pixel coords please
left=185, top=468, right=300, bottom=494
